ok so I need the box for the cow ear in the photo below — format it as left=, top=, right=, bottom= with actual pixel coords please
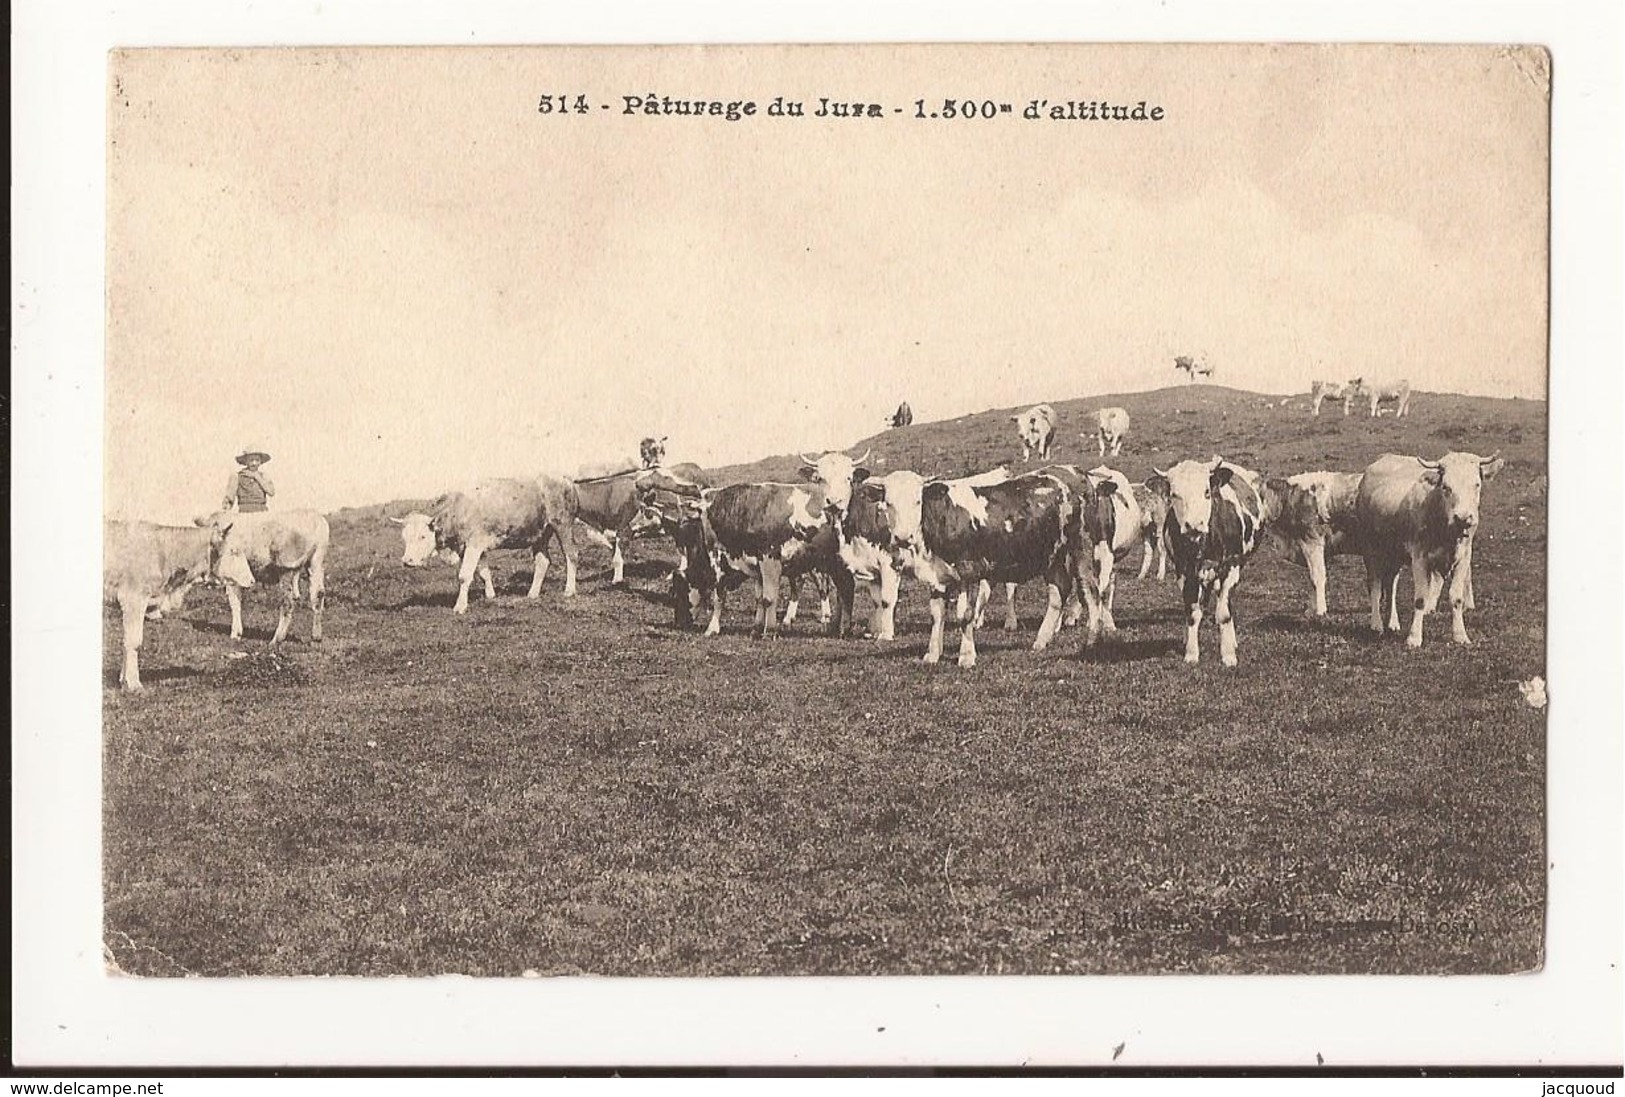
left=852, top=467, right=871, bottom=484
left=1210, top=466, right=1235, bottom=488
left=1480, top=454, right=1505, bottom=480
left=1095, top=478, right=1119, bottom=497
left=798, top=464, right=819, bottom=482
left=1146, top=474, right=1171, bottom=500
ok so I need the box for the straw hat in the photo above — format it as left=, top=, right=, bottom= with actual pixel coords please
left=235, top=444, right=271, bottom=465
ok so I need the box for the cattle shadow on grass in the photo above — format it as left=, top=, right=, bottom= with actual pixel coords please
left=184, top=619, right=279, bottom=642
left=103, top=664, right=209, bottom=688
left=1076, top=635, right=1183, bottom=664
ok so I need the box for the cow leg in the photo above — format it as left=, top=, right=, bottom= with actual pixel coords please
left=1097, top=434, right=1107, bottom=457
left=1031, top=580, right=1066, bottom=652
left=271, top=572, right=298, bottom=645
left=757, top=557, right=784, bottom=639
left=973, top=580, right=991, bottom=629
left=553, top=524, right=579, bottom=597
left=307, top=547, right=327, bottom=643
left=1097, top=546, right=1119, bottom=635
left=925, top=590, right=948, bottom=664
left=875, top=562, right=900, bottom=642
left=782, top=574, right=801, bottom=626
left=1304, top=539, right=1329, bottom=619
left=1080, top=564, right=1105, bottom=648
left=226, top=582, right=246, bottom=640
left=957, top=610, right=979, bottom=668
left=610, top=536, right=625, bottom=585
left=454, top=542, right=490, bottom=614
left=527, top=550, right=550, bottom=599
left=817, top=574, right=833, bottom=626
left=1002, top=582, right=1019, bottom=631
left=1447, top=550, right=1473, bottom=645
left=479, top=564, right=498, bottom=601
left=118, top=590, right=146, bottom=690
left=827, top=567, right=856, bottom=638
left=954, top=589, right=969, bottom=623
left=1462, top=539, right=1476, bottom=611
left=1215, top=566, right=1243, bottom=667
left=704, top=582, right=724, bottom=638
left=1182, top=575, right=1204, bottom=665
left=1405, top=554, right=1438, bottom=649
left=1386, top=570, right=1403, bottom=632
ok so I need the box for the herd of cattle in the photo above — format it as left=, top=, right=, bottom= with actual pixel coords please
left=104, top=388, right=1500, bottom=689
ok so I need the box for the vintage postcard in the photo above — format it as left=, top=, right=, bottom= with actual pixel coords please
left=101, top=42, right=1550, bottom=980
left=12, top=21, right=1613, bottom=1069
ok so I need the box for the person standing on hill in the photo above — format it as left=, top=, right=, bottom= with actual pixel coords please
left=223, top=444, right=276, bottom=513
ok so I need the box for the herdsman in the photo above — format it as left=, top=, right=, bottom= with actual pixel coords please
left=223, top=444, right=276, bottom=513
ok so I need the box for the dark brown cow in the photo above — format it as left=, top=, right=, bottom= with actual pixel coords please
left=573, top=469, right=650, bottom=585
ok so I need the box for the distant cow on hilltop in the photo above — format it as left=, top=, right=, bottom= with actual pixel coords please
left=1174, top=355, right=1215, bottom=383
left=1011, top=404, right=1057, bottom=462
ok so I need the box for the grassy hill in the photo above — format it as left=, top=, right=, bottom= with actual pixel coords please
left=104, top=383, right=1548, bottom=978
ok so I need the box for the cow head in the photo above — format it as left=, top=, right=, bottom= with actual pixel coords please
left=640, top=436, right=669, bottom=469
left=1150, top=457, right=1233, bottom=539
left=194, top=512, right=238, bottom=586
left=1418, top=451, right=1504, bottom=538
left=392, top=512, right=443, bottom=567
left=797, top=449, right=871, bottom=517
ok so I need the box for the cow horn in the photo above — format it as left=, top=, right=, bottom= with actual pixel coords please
left=1479, top=450, right=1502, bottom=466
left=1151, top=466, right=1169, bottom=478
left=854, top=448, right=872, bottom=464
left=387, top=516, right=406, bottom=525
left=1416, top=456, right=1443, bottom=471
left=798, top=452, right=819, bottom=465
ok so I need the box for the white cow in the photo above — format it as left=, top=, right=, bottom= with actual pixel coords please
left=1354, top=451, right=1503, bottom=647
left=1094, top=407, right=1130, bottom=457
left=1310, top=380, right=1351, bottom=417
left=1010, top=404, right=1058, bottom=462
left=104, top=517, right=232, bottom=689
left=211, top=509, right=331, bottom=644
left=1347, top=378, right=1413, bottom=418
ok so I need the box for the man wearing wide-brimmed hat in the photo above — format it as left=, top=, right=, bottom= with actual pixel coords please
left=223, top=445, right=276, bottom=513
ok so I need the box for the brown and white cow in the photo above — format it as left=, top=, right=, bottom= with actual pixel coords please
left=1073, top=465, right=1147, bottom=646
left=1353, top=451, right=1502, bottom=647
left=1131, top=481, right=1169, bottom=581
left=210, top=509, right=331, bottom=644
left=685, top=451, right=869, bottom=638
left=1147, top=457, right=1274, bottom=666
left=1261, top=470, right=1364, bottom=619
left=395, top=475, right=580, bottom=614
left=898, top=469, right=1081, bottom=667
left=1310, top=380, right=1351, bottom=417
left=1347, top=377, right=1413, bottom=418
left=1094, top=407, right=1131, bottom=457
left=1174, top=355, right=1215, bottom=383
left=840, top=467, right=1010, bottom=642
left=104, top=517, right=232, bottom=689
left=1010, top=404, right=1058, bottom=462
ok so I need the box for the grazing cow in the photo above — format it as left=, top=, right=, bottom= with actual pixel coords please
left=900, top=469, right=1080, bottom=667
left=395, top=476, right=580, bottom=614
left=841, top=466, right=1010, bottom=642
left=1094, top=407, right=1131, bottom=457
left=888, top=402, right=914, bottom=428
left=1347, top=377, right=1413, bottom=418
left=1353, top=451, right=1502, bottom=647
left=573, top=468, right=653, bottom=585
left=210, top=509, right=331, bottom=644
left=1174, top=355, right=1215, bottom=383
left=104, top=518, right=231, bottom=689
left=639, top=436, right=668, bottom=469
left=1147, top=457, right=1273, bottom=666
left=1010, top=404, right=1058, bottom=462
left=1310, top=380, right=1351, bottom=417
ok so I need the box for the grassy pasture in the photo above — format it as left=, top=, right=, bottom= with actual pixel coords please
left=104, top=385, right=1547, bottom=975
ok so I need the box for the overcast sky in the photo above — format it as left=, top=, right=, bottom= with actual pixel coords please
left=106, top=44, right=1549, bottom=520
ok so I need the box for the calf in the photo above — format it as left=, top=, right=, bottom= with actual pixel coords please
left=1354, top=451, right=1502, bottom=647
left=1310, top=380, right=1351, bottom=417
left=211, top=509, right=331, bottom=644
left=1261, top=471, right=1363, bottom=618
left=1347, top=377, right=1413, bottom=418
left=1010, top=404, right=1058, bottom=462
left=1147, top=457, right=1274, bottom=666
left=396, top=476, right=580, bottom=614
left=1094, top=407, right=1131, bottom=457
left=103, top=517, right=231, bottom=689
left=901, top=469, right=1080, bottom=667
left=1131, top=481, right=1169, bottom=580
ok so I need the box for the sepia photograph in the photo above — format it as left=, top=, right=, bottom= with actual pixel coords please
left=98, top=42, right=1551, bottom=980
left=11, top=0, right=1623, bottom=1071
